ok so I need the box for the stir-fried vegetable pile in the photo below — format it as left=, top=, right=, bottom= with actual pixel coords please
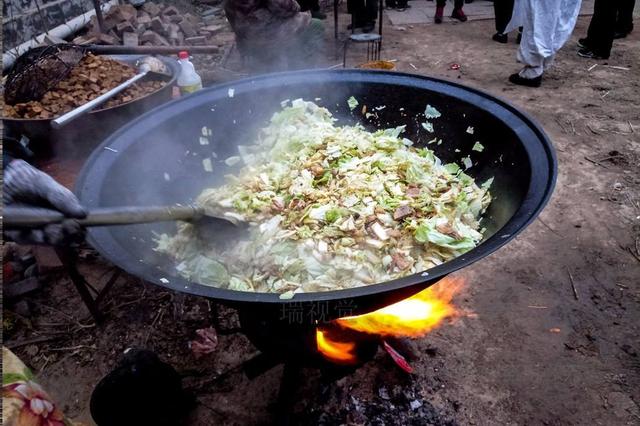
left=156, top=99, right=492, bottom=299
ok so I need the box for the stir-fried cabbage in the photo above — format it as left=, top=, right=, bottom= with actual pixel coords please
left=155, top=99, right=492, bottom=298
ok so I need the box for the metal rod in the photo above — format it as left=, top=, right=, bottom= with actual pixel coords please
left=334, top=0, right=339, bottom=40
left=343, top=40, right=348, bottom=67
left=91, top=0, right=105, bottom=32
left=87, top=45, right=221, bottom=55
left=56, top=247, right=103, bottom=323
left=378, top=0, right=383, bottom=36
left=3, top=205, right=202, bottom=228
left=51, top=70, right=148, bottom=128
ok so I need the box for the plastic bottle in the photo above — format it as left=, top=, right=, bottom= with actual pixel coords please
left=177, top=51, right=202, bottom=95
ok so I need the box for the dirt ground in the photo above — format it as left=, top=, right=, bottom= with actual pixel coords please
left=3, top=4, right=640, bottom=426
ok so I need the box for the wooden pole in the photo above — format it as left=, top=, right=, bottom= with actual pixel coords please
left=92, top=0, right=105, bottom=32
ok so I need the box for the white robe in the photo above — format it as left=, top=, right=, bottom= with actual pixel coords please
left=506, top=0, right=582, bottom=78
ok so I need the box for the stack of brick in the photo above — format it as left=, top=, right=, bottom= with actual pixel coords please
left=72, top=2, right=226, bottom=47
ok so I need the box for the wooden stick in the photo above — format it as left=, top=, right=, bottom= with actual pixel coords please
left=584, top=156, right=608, bottom=168
left=604, top=65, right=630, bottom=71
left=627, top=247, right=640, bottom=263
left=538, top=217, right=563, bottom=237
left=91, top=0, right=105, bottom=33
left=567, top=267, right=579, bottom=300
left=6, top=335, right=63, bottom=349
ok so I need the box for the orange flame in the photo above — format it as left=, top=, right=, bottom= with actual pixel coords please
left=316, top=276, right=463, bottom=363
left=316, top=329, right=358, bottom=364
left=337, top=276, right=463, bottom=337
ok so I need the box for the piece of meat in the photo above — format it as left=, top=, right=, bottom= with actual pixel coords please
left=288, top=198, right=306, bottom=210
left=393, top=205, right=414, bottom=221
left=436, top=223, right=460, bottom=238
left=406, top=186, right=421, bottom=198
left=392, top=253, right=412, bottom=270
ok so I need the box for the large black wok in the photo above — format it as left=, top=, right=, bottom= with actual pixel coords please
left=75, top=70, right=556, bottom=322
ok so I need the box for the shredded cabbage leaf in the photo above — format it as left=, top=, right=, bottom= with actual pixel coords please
left=155, top=100, right=492, bottom=297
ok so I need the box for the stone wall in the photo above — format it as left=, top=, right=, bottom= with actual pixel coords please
left=3, top=0, right=97, bottom=49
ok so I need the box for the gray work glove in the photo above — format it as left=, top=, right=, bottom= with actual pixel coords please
left=3, top=159, right=87, bottom=245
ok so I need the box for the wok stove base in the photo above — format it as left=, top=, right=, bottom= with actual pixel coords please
left=233, top=307, right=416, bottom=425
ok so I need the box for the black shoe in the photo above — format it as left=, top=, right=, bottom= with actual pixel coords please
left=509, top=73, right=541, bottom=88
left=577, top=37, right=591, bottom=48
left=492, top=32, right=508, bottom=43
left=451, top=8, right=467, bottom=22
left=311, top=10, right=327, bottom=19
left=577, top=48, right=609, bottom=60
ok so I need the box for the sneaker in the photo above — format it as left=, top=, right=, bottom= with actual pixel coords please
left=577, top=48, right=609, bottom=60
left=509, top=73, right=542, bottom=88
left=451, top=8, right=467, bottom=22
left=434, top=6, right=444, bottom=24
left=577, top=37, right=591, bottom=49
left=492, top=32, right=508, bottom=43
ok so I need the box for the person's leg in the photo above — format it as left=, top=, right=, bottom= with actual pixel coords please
left=435, top=0, right=445, bottom=22
left=495, top=0, right=515, bottom=33
left=451, top=0, right=467, bottom=21
left=347, top=0, right=366, bottom=27
left=365, top=0, right=378, bottom=23
left=509, top=22, right=543, bottom=87
left=582, top=0, right=616, bottom=58
left=615, top=0, right=635, bottom=36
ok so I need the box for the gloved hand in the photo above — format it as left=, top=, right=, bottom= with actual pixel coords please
left=3, top=159, right=87, bottom=245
